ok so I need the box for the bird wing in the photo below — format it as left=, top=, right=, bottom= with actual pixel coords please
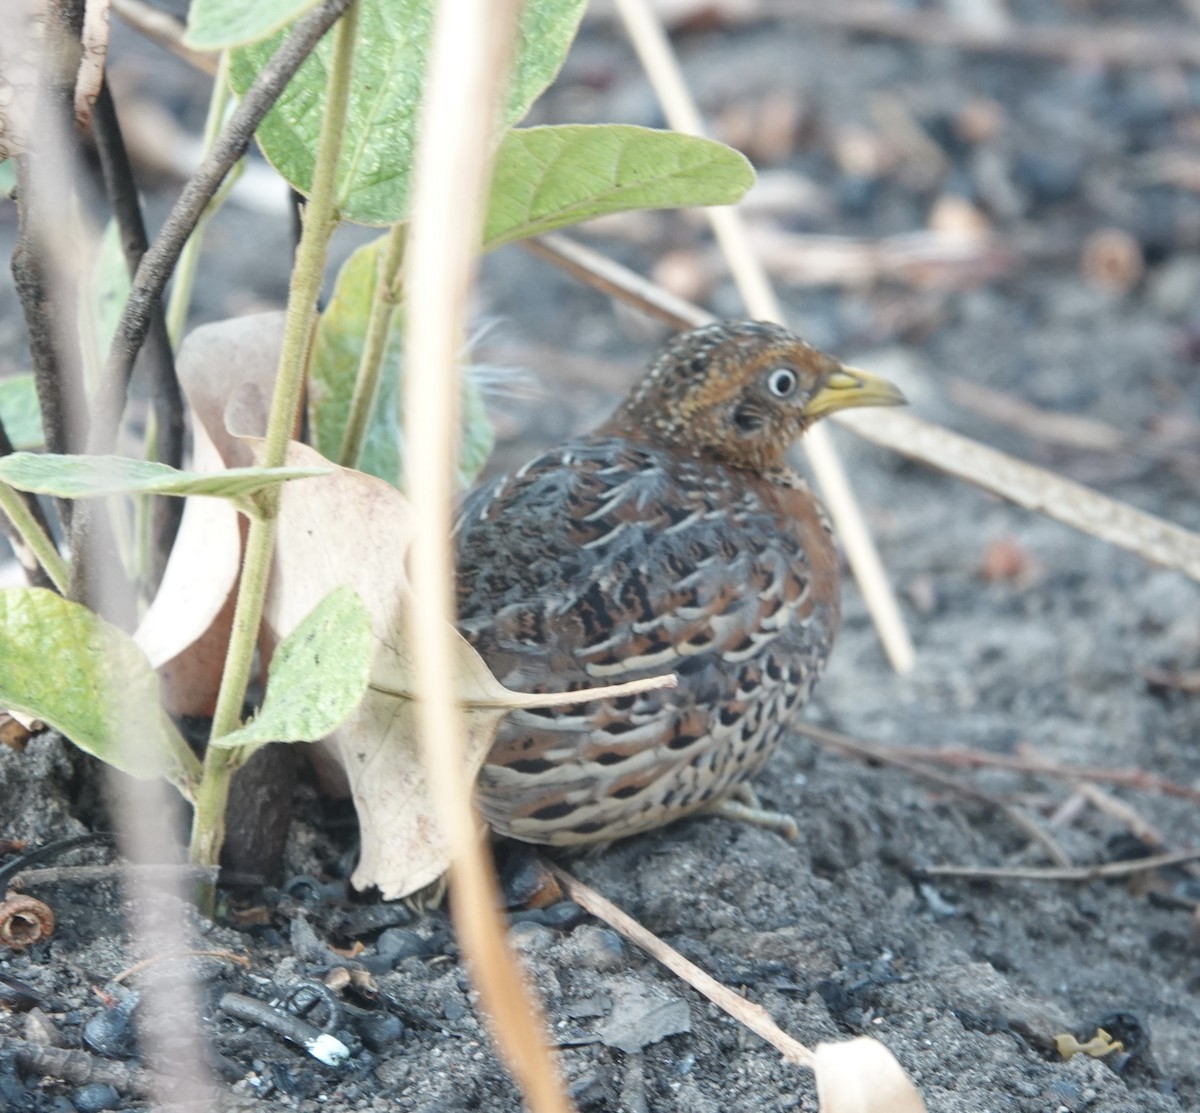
left=455, top=439, right=818, bottom=681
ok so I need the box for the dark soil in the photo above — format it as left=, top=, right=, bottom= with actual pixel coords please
left=3, top=3, right=1200, bottom=1111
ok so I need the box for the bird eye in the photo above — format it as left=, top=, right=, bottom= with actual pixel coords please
left=767, top=367, right=797, bottom=397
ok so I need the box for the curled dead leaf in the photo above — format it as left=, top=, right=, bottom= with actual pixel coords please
left=134, top=313, right=284, bottom=714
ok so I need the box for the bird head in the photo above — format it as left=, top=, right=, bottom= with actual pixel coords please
left=604, top=321, right=907, bottom=473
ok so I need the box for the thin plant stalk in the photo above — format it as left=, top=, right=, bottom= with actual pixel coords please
left=338, top=222, right=406, bottom=468
left=0, top=483, right=70, bottom=593
left=189, top=2, right=360, bottom=896
left=167, top=51, right=235, bottom=347
left=403, top=0, right=573, bottom=1107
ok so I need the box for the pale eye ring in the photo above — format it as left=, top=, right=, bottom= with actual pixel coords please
left=767, top=367, right=798, bottom=398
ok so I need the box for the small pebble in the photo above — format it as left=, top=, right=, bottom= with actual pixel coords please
left=282, top=874, right=326, bottom=904
left=81, top=1000, right=138, bottom=1060
left=353, top=1011, right=404, bottom=1053
left=329, top=902, right=413, bottom=936
left=546, top=901, right=587, bottom=929
left=376, top=927, right=437, bottom=962
left=23, top=1007, right=62, bottom=1046
left=72, top=1083, right=120, bottom=1113
left=508, top=921, right=555, bottom=953
left=570, top=924, right=625, bottom=971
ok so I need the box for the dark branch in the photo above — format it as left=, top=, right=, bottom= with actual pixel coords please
left=9, top=0, right=90, bottom=535
left=90, top=77, right=185, bottom=582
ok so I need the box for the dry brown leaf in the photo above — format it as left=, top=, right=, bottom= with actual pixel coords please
left=255, top=440, right=429, bottom=896
left=813, top=1037, right=927, bottom=1113
left=133, top=314, right=283, bottom=713
left=0, top=712, right=34, bottom=752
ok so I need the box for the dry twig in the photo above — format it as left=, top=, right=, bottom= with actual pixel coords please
left=549, top=863, right=816, bottom=1069
left=795, top=723, right=1073, bottom=867
left=95, top=0, right=354, bottom=454
left=888, top=745, right=1200, bottom=805
left=918, top=848, right=1200, bottom=882
left=946, top=379, right=1129, bottom=453
left=7, top=863, right=220, bottom=889
left=112, top=948, right=250, bottom=984
left=91, top=77, right=185, bottom=578
left=404, top=0, right=571, bottom=1109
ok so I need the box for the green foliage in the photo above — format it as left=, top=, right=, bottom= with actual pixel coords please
left=212, top=586, right=373, bottom=749
left=0, top=452, right=330, bottom=503
left=184, top=0, right=322, bottom=50
left=484, top=125, right=755, bottom=251
left=0, top=375, right=44, bottom=450
left=0, top=589, right=192, bottom=785
left=309, top=238, right=493, bottom=488
left=228, top=0, right=588, bottom=225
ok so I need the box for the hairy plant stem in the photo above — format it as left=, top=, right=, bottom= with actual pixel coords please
left=189, top=2, right=360, bottom=906
left=338, top=223, right=406, bottom=468
left=0, top=483, right=70, bottom=593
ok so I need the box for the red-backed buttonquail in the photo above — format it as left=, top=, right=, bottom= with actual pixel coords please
left=455, top=321, right=905, bottom=846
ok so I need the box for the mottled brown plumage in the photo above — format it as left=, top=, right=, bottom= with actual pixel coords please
left=454, top=321, right=904, bottom=846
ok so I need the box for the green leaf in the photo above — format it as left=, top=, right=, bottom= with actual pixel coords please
left=0, top=160, right=15, bottom=197
left=228, top=0, right=587, bottom=225
left=309, top=237, right=493, bottom=487
left=0, top=375, right=45, bottom=450
left=184, top=0, right=321, bottom=50
left=309, top=238, right=403, bottom=483
left=0, top=588, right=182, bottom=780
left=483, top=125, right=756, bottom=252
left=213, top=585, right=373, bottom=748
left=0, top=452, right=330, bottom=500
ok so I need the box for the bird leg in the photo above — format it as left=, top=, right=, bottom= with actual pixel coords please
left=705, top=784, right=800, bottom=841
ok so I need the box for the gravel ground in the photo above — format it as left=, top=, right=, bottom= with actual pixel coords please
left=2, top=3, right=1200, bottom=1111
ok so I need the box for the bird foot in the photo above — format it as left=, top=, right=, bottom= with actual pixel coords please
left=706, top=785, right=799, bottom=840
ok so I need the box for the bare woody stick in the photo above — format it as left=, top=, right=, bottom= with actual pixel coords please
left=612, top=0, right=916, bottom=675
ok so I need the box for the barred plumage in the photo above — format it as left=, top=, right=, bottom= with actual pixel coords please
left=454, top=321, right=904, bottom=845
